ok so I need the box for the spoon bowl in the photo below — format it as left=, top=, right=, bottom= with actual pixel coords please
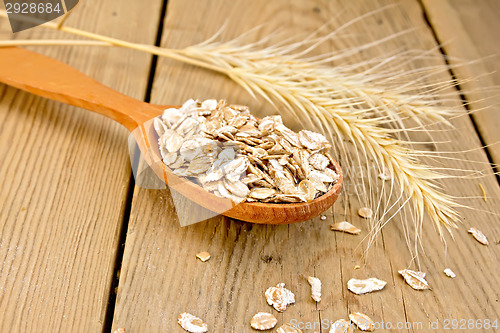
left=0, top=47, right=342, bottom=224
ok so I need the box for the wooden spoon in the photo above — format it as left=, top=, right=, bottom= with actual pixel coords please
left=0, top=47, right=342, bottom=224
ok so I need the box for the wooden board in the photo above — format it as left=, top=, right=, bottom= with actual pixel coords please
left=112, top=0, right=500, bottom=332
left=421, top=0, right=500, bottom=163
left=0, top=1, right=162, bottom=332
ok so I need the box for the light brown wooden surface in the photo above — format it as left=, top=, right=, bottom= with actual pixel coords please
left=421, top=0, right=500, bottom=164
left=111, top=1, right=500, bottom=332
left=0, top=0, right=162, bottom=332
left=0, top=1, right=499, bottom=333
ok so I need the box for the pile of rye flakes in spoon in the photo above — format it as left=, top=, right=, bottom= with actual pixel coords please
left=154, top=99, right=339, bottom=203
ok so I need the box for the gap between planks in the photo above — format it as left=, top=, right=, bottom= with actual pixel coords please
left=102, top=0, right=170, bottom=331
left=417, top=0, right=500, bottom=186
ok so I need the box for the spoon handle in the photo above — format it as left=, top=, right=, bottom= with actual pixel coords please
left=0, top=47, right=162, bottom=131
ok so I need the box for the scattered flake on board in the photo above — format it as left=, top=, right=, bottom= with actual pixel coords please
left=357, top=207, right=373, bottom=219
left=320, top=215, right=327, bottom=221
left=155, top=99, right=340, bottom=204
left=330, top=319, right=354, bottom=333
left=347, top=278, right=386, bottom=295
left=354, top=265, right=361, bottom=270
left=250, top=312, right=278, bottom=330
left=113, top=329, right=126, bottom=333
left=265, top=283, right=295, bottom=312
left=330, top=221, right=361, bottom=235
left=349, top=312, right=375, bottom=332
left=307, top=276, right=321, bottom=302
left=177, top=313, right=208, bottom=333
left=444, top=268, right=456, bottom=278
left=196, top=251, right=211, bottom=262
left=277, top=323, right=303, bottom=333
left=468, top=227, right=489, bottom=245
left=398, top=269, right=430, bottom=290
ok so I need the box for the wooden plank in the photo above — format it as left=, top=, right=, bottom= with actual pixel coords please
left=421, top=0, right=500, bottom=163
left=0, top=1, right=162, bottom=332
left=113, top=1, right=500, bottom=332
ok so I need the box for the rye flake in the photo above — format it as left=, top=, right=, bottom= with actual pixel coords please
left=177, top=313, right=208, bottom=333
left=444, top=268, right=456, bottom=278
left=349, top=312, right=375, bottom=332
left=330, top=221, right=361, bottom=235
left=347, top=278, right=386, bottom=295
left=154, top=99, right=339, bottom=204
left=265, top=283, right=295, bottom=312
left=468, top=227, right=489, bottom=245
left=251, top=312, right=278, bottom=330
left=307, top=276, right=321, bottom=302
left=399, top=269, right=430, bottom=290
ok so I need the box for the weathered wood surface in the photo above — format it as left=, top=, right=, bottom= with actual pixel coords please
left=0, top=1, right=162, bottom=332
left=111, top=0, right=500, bottom=332
left=421, top=0, right=500, bottom=164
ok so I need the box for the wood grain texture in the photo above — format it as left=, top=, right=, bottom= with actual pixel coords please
left=0, top=1, right=162, bottom=332
left=111, top=1, right=500, bottom=332
left=0, top=47, right=166, bottom=131
left=421, top=0, right=500, bottom=163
